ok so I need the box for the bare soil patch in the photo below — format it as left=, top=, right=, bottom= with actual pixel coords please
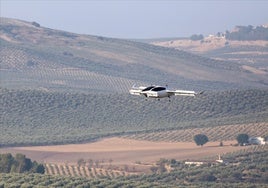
left=0, top=137, right=246, bottom=166
left=152, top=38, right=268, bottom=53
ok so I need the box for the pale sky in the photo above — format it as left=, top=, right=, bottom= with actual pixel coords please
left=1, top=0, right=268, bottom=39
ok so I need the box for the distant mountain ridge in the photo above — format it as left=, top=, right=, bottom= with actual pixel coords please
left=1, top=17, right=267, bottom=93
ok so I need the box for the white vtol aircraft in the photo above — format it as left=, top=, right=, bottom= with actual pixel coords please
left=129, top=85, right=202, bottom=100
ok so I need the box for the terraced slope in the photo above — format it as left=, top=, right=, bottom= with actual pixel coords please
left=1, top=88, right=267, bottom=146
left=1, top=17, right=267, bottom=93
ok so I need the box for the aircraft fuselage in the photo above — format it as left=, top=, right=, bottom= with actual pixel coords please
left=129, top=85, right=199, bottom=100
left=141, top=90, right=172, bottom=98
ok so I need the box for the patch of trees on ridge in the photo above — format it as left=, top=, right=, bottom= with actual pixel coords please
left=190, top=25, right=268, bottom=41
left=226, top=25, right=268, bottom=41
left=190, top=34, right=204, bottom=41
left=0, top=153, right=45, bottom=174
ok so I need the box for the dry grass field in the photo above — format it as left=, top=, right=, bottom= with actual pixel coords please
left=152, top=37, right=268, bottom=53
left=0, top=137, right=246, bottom=164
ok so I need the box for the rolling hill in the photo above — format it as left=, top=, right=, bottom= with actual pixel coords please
left=1, top=17, right=268, bottom=93
left=151, top=29, right=268, bottom=75
left=1, top=88, right=267, bottom=146
left=1, top=17, right=268, bottom=188
left=1, top=17, right=268, bottom=146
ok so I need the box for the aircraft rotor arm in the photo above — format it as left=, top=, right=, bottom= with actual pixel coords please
left=167, top=90, right=198, bottom=97
left=129, top=88, right=142, bottom=96
left=129, top=85, right=147, bottom=96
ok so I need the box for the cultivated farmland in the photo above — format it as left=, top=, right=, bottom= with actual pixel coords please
left=1, top=17, right=268, bottom=187
left=1, top=88, right=267, bottom=146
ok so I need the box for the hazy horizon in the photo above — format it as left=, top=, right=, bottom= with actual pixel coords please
left=1, top=0, right=268, bottom=39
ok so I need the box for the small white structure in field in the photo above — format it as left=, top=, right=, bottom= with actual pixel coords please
left=216, top=155, right=224, bottom=163
left=248, top=137, right=266, bottom=145
left=185, top=161, right=204, bottom=166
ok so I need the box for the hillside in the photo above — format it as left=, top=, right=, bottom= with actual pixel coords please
left=1, top=17, right=268, bottom=93
left=1, top=88, right=267, bottom=146
left=151, top=25, right=268, bottom=75
left=1, top=18, right=268, bottom=188
left=152, top=37, right=268, bottom=68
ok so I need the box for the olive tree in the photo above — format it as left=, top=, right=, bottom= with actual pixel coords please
left=236, top=133, right=249, bottom=146
left=194, top=134, right=209, bottom=146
